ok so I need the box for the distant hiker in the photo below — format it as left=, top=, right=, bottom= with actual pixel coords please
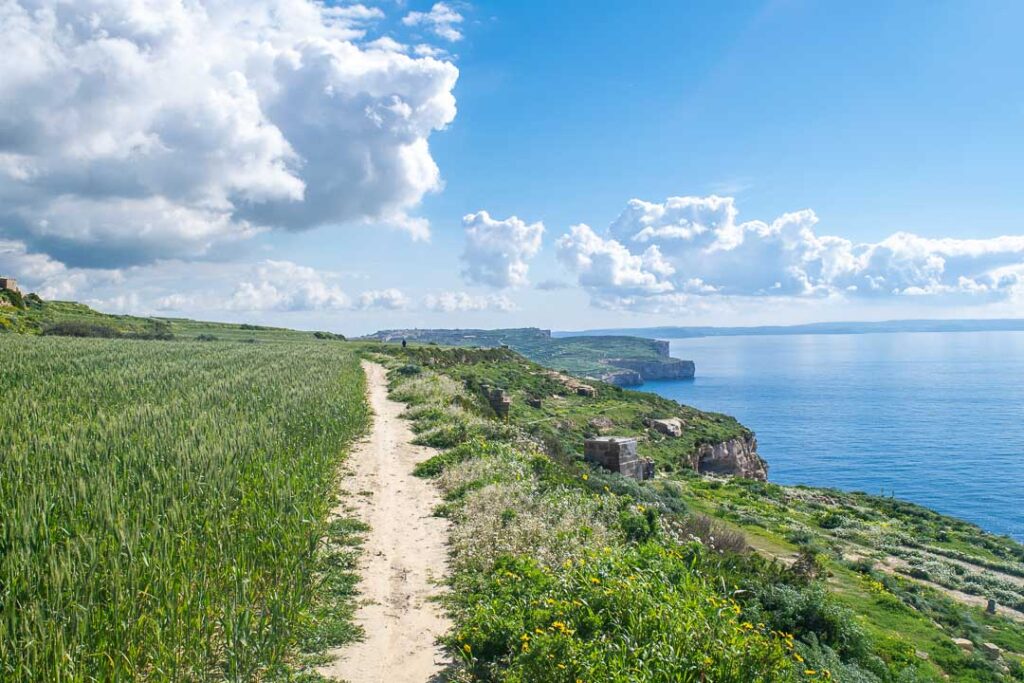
left=402, top=338, right=407, bottom=349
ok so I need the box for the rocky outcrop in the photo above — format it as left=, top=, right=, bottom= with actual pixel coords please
left=689, top=435, right=768, bottom=480
left=600, top=358, right=695, bottom=385
left=646, top=417, right=683, bottom=437
left=595, top=368, right=644, bottom=386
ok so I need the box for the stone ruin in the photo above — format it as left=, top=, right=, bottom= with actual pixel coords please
left=576, top=385, right=597, bottom=397
left=0, top=276, right=19, bottom=294
left=584, top=437, right=654, bottom=481
left=486, top=387, right=511, bottom=420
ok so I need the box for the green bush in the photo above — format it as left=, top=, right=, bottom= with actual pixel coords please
left=42, top=320, right=121, bottom=338
left=452, top=545, right=797, bottom=682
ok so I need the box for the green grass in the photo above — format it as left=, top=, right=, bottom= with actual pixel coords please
left=379, top=343, right=749, bottom=473
left=0, top=297, right=328, bottom=342
left=0, top=335, right=369, bottom=681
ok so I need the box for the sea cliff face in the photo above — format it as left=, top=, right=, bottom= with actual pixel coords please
left=689, top=435, right=768, bottom=480
left=600, top=358, right=696, bottom=385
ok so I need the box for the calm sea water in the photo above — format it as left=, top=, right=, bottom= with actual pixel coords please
left=638, top=331, right=1024, bottom=541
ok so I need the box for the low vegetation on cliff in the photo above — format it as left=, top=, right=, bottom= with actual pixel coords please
left=368, top=343, right=1024, bottom=682
left=360, top=327, right=692, bottom=385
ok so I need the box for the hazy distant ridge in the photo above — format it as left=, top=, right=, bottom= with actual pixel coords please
left=557, top=318, right=1024, bottom=339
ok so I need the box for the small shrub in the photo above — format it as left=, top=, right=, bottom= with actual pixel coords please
left=816, top=511, right=845, bottom=529
left=196, top=334, right=218, bottom=342
left=43, top=321, right=121, bottom=338
left=397, top=364, right=422, bottom=376
left=675, top=514, right=748, bottom=554
left=620, top=506, right=660, bottom=543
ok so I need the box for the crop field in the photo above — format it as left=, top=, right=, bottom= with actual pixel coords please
left=0, top=336, right=368, bottom=681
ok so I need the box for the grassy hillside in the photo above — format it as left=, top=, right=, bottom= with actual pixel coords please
left=366, top=343, right=1024, bottom=682
left=362, top=327, right=690, bottom=383
left=383, top=343, right=747, bottom=472
left=0, top=335, right=368, bottom=680
left=0, top=296, right=321, bottom=342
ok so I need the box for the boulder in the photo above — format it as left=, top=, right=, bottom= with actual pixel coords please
left=980, top=642, right=1002, bottom=660
left=952, top=638, right=973, bottom=653
left=648, top=417, right=683, bottom=437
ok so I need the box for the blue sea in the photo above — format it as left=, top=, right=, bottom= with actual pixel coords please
left=639, top=331, right=1024, bottom=541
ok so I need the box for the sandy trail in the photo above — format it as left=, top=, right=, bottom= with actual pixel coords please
left=319, top=361, right=451, bottom=682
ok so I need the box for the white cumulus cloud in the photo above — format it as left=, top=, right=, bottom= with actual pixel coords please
left=402, top=2, right=464, bottom=42
left=557, top=194, right=1024, bottom=311
left=422, top=291, right=516, bottom=312
left=228, top=260, right=350, bottom=311
left=461, top=211, right=544, bottom=288
left=358, top=288, right=410, bottom=309
left=0, top=0, right=458, bottom=267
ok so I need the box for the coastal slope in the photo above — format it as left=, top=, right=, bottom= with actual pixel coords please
left=361, top=327, right=694, bottom=386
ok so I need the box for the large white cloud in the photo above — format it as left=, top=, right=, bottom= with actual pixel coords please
left=461, top=211, right=544, bottom=288
left=557, top=194, right=1024, bottom=310
left=0, top=0, right=458, bottom=267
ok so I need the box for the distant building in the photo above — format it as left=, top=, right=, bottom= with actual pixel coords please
left=0, top=276, right=19, bottom=294
left=584, top=437, right=654, bottom=481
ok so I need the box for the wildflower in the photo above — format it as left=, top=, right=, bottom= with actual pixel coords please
left=582, top=474, right=589, bottom=481
left=590, top=577, right=601, bottom=584
left=794, top=653, right=804, bottom=663
left=804, top=670, right=817, bottom=676
left=462, top=643, right=472, bottom=654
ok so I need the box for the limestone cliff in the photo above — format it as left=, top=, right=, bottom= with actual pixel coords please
left=689, top=435, right=768, bottom=480
left=602, top=357, right=695, bottom=384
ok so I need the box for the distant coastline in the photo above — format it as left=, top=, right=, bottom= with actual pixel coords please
left=557, top=318, right=1024, bottom=339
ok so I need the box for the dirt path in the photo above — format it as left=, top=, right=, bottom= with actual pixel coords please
left=319, top=361, right=452, bottom=682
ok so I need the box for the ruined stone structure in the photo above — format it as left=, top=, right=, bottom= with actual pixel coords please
left=576, top=385, right=597, bottom=397
left=486, top=387, right=511, bottom=420
left=0, top=276, right=19, bottom=294
left=584, top=437, right=654, bottom=481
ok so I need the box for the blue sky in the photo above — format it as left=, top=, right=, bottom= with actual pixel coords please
left=2, top=0, right=1024, bottom=333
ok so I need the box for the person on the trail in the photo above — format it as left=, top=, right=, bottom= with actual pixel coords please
left=401, top=339, right=407, bottom=349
